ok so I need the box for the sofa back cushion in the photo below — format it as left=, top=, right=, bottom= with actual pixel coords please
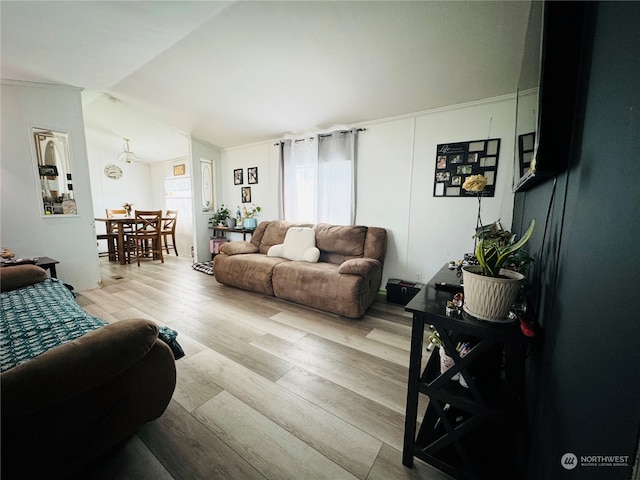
left=257, top=220, right=313, bottom=254
left=252, top=221, right=385, bottom=266
left=268, top=227, right=320, bottom=262
left=315, top=223, right=368, bottom=265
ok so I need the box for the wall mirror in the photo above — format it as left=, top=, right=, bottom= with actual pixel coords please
left=200, top=159, right=215, bottom=212
left=32, top=127, right=77, bottom=216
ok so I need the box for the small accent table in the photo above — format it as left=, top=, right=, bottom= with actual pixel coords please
left=210, top=226, right=254, bottom=241
left=402, top=264, right=528, bottom=480
left=1, top=256, right=59, bottom=278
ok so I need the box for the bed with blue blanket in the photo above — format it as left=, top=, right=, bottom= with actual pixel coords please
left=0, top=264, right=176, bottom=480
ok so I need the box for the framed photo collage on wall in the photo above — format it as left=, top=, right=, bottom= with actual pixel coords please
left=433, top=138, right=501, bottom=197
left=234, top=167, right=258, bottom=203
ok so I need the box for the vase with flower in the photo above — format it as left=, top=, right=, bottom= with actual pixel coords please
left=122, top=202, right=133, bottom=217
left=242, top=204, right=261, bottom=230
left=461, top=175, right=535, bottom=321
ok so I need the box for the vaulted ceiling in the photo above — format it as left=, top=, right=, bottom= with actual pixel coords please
left=1, top=1, right=533, bottom=162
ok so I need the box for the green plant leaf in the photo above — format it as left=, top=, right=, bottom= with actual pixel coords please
left=476, top=219, right=535, bottom=276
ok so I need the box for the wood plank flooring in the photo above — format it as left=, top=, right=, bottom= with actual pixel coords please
left=71, top=255, right=453, bottom=480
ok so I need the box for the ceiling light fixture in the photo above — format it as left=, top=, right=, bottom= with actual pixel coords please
left=118, top=138, right=139, bottom=164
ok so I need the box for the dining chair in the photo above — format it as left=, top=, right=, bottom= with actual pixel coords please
left=161, top=210, right=178, bottom=256
left=106, top=208, right=127, bottom=218
left=96, top=232, right=118, bottom=261
left=106, top=209, right=134, bottom=263
left=130, top=210, right=164, bottom=266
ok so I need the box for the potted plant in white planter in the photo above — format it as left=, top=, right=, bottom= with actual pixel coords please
left=462, top=219, right=535, bottom=321
left=461, top=175, right=535, bottom=321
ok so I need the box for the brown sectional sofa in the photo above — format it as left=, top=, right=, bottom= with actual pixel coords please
left=212, top=220, right=387, bottom=318
left=0, top=265, right=176, bottom=479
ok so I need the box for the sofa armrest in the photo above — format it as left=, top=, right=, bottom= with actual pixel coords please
left=338, top=258, right=381, bottom=276
left=1, top=319, right=163, bottom=418
left=0, top=264, right=47, bottom=292
left=220, top=241, right=259, bottom=255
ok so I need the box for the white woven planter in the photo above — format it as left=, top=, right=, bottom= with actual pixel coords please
left=462, top=266, right=524, bottom=322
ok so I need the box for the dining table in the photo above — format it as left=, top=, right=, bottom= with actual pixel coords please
left=95, top=216, right=169, bottom=265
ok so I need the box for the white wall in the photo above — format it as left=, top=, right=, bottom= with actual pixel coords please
left=0, top=80, right=100, bottom=290
left=408, top=96, right=516, bottom=283
left=219, top=94, right=517, bottom=288
left=86, top=141, right=154, bottom=233
left=221, top=143, right=279, bottom=228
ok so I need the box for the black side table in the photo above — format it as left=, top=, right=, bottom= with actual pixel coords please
left=210, top=226, right=253, bottom=241
left=1, top=257, right=59, bottom=278
left=402, top=264, right=527, bottom=480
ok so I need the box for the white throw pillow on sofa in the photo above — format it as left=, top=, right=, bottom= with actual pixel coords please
left=268, top=227, right=320, bottom=262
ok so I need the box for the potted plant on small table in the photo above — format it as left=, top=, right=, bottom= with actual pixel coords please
left=209, top=205, right=231, bottom=227
left=461, top=174, right=535, bottom=322
left=462, top=219, right=535, bottom=321
left=242, top=204, right=261, bottom=230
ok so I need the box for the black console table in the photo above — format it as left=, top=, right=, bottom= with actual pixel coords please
left=402, top=265, right=527, bottom=480
left=209, top=226, right=253, bottom=241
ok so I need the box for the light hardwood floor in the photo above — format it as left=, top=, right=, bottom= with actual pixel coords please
left=71, top=255, right=453, bottom=480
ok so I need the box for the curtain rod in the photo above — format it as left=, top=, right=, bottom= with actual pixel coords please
left=274, top=127, right=367, bottom=146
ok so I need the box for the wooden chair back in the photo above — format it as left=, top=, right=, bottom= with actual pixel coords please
left=106, top=209, right=127, bottom=218
left=163, top=210, right=178, bottom=233
left=162, top=210, right=179, bottom=256
left=106, top=209, right=132, bottom=234
left=134, top=210, right=162, bottom=234
left=132, top=210, right=164, bottom=266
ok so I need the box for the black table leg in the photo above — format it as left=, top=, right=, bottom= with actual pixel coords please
left=403, top=314, right=425, bottom=467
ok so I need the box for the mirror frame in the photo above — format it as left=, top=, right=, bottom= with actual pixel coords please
left=514, top=1, right=589, bottom=192
left=30, top=125, right=78, bottom=217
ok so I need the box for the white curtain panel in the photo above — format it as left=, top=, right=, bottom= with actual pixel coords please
left=282, top=136, right=317, bottom=222
left=317, top=131, right=356, bottom=225
left=280, top=130, right=358, bottom=225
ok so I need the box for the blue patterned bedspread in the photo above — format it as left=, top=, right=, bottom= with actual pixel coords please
left=0, top=278, right=107, bottom=373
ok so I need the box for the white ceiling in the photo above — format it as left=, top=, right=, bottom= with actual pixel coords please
left=1, top=0, right=533, bottom=163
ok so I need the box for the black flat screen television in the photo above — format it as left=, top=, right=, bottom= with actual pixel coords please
left=514, top=1, right=588, bottom=192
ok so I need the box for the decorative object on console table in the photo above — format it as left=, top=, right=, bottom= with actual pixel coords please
left=209, top=204, right=231, bottom=226
left=462, top=219, right=535, bottom=322
left=242, top=203, right=261, bottom=230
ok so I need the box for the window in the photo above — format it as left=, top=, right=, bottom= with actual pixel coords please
left=280, top=130, right=357, bottom=224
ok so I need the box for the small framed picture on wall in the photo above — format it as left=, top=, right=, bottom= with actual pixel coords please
left=248, top=167, right=258, bottom=184
left=241, top=186, right=252, bottom=203
left=234, top=168, right=243, bottom=185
